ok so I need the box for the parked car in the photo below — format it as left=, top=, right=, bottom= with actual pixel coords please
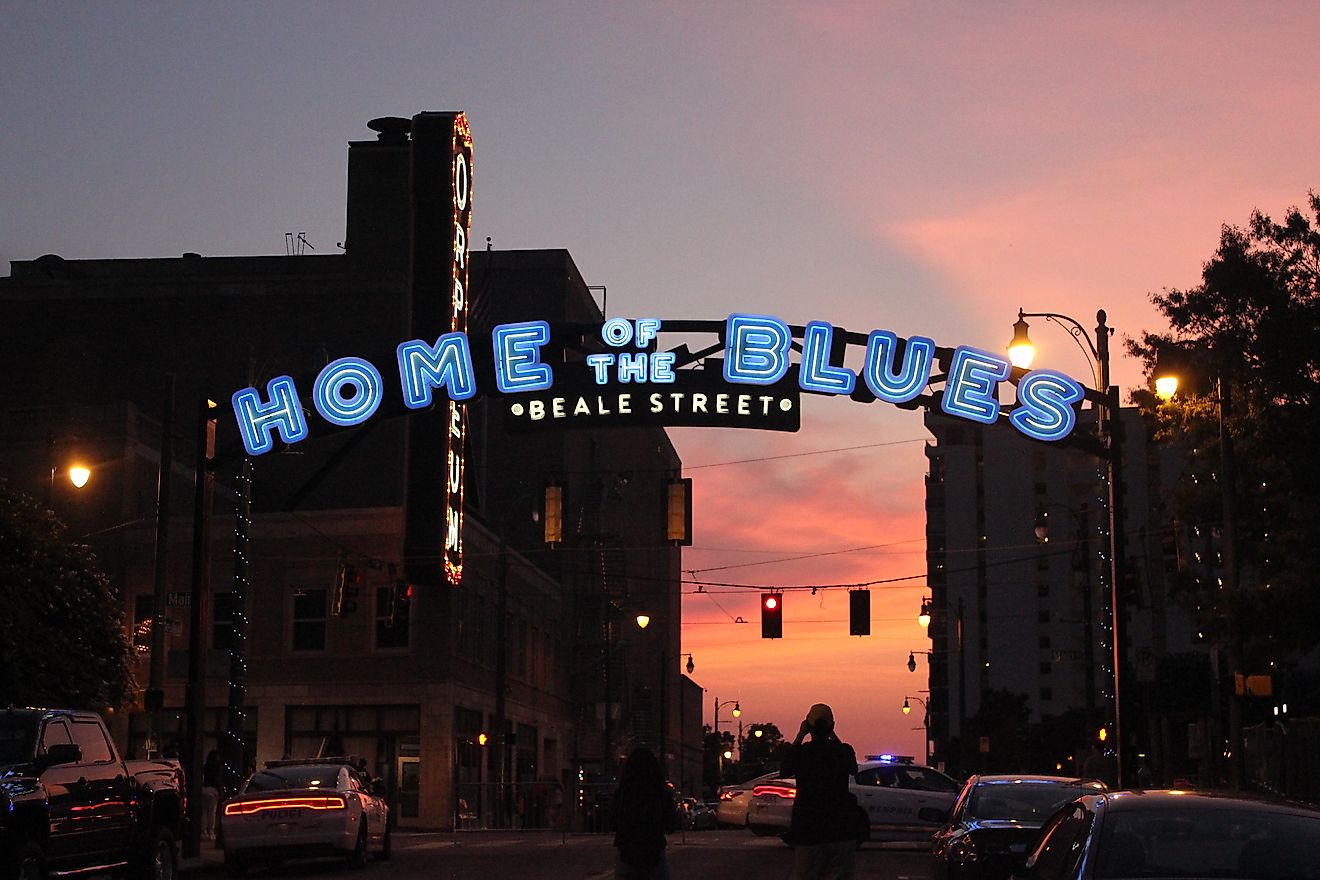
left=0, top=708, right=185, bottom=880
left=1013, top=790, right=1320, bottom=880
left=220, top=759, right=390, bottom=876
left=676, top=797, right=717, bottom=831
left=746, top=755, right=960, bottom=843
left=929, top=775, right=1105, bottom=880
left=716, top=772, right=781, bottom=829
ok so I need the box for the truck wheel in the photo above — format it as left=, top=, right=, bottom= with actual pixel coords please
left=1, top=841, right=45, bottom=880
left=133, top=827, right=177, bottom=880
left=346, top=825, right=368, bottom=869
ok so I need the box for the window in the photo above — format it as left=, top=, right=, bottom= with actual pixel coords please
left=133, top=595, right=154, bottom=655
left=1038, top=582, right=1050, bottom=597
left=899, top=766, right=960, bottom=792
left=1029, top=803, right=1094, bottom=880
left=375, top=585, right=410, bottom=650
left=855, top=766, right=900, bottom=788
left=1040, top=661, right=1053, bottom=675
left=292, top=589, right=328, bottom=652
left=1038, top=610, right=1051, bottom=623
left=70, top=719, right=114, bottom=764
left=1040, top=687, right=1053, bottom=702
left=1039, top=635, right=1051, bottom=649
left=38, top=719, right=72, bottom=754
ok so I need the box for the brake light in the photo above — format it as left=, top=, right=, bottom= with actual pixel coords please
left=753, top=785, right=796, bottom=799
left=224, top=796, right=347, bottom=815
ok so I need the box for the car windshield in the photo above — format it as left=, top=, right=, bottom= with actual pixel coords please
left=1095, top=805, right=1320, bottom=879
left=245, top=765, right=341, bottom=792
left=0, top=716, right=37, bottom=766
left=970, top=783, right=1094, bottom=822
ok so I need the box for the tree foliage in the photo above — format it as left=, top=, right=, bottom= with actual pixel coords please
left=1127, top=193, right=1320, bottom=663
left=737, top=722, right=785, bottom=766
left=0, top=481, right=134, bottom=708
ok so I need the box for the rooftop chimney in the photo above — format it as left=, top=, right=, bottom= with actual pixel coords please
left=345, top=117, right=412, bottom=273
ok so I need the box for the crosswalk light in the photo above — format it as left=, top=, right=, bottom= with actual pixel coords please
left=849, top=589, right=871, bottom=636
left=761, top=593, right=783, bottom=639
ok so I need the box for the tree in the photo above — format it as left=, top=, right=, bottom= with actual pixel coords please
left=1128, top=193, right=1320, bottom=666
left=737, top=722, right=785, bottom=767
left=0, top=481, right=134, bottom=707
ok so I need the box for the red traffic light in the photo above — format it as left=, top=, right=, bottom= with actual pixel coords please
left=761, top=592, right=783, bottom=639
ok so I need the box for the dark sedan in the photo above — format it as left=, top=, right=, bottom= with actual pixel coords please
left=931, top=775, right=1106, bottom=880
left=1015, top=790, right=1320, bottom=880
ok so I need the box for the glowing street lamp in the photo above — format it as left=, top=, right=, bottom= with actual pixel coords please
left=68, top=464, right=91, bottom=488
left=1007, top=306, right=1126, bottom=786
left=917, top=598, right=932, bottom=629
left=635, top=613, right=651, bottom=629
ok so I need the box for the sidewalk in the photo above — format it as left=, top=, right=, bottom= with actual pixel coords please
left=179, top=839, right=225, bottom=877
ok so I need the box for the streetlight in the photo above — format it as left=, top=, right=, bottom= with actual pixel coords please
left=713, top=697, right=740, bottom=786
left=1008, top=307, right=1126, bottom=786
left=917, top=598, right=932, bottom=628
left=902, top=696, right=930, bottom=764
left=1153, top=351, right=1244, bottom=790
left=907, top=650, right=932, bottom=673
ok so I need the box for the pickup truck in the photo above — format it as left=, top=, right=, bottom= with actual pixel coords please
left=0, top=708, right=185, bottom=880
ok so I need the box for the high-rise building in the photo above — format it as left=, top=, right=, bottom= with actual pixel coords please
left=923, top=406, right=1203, bottom=781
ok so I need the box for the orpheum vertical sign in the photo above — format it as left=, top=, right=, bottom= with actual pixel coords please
left=405, top=112, right=473, bottom=587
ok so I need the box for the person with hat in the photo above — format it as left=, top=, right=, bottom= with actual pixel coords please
left=780, top=703, right=859, bottom=879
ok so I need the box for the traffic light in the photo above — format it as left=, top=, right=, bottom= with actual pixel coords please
left=761, top=593, right=783, bottom=639
left=849, top=589, right=871, bottom=636
left=334, top=563, right=360, bottom=616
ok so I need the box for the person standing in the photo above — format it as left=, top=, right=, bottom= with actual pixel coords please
left=780, top=704, right=859, bottom=880
left=202, top=749, right=222, bottom=840
left=611, top=748, right=676, bottom=879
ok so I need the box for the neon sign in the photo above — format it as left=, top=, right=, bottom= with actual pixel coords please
left=233, top=314, right=1085, bottom=452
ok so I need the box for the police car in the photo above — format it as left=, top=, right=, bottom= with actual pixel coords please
left=746, top=754, right=960, bottom=843
left=220, top=759, right=390, bottom=875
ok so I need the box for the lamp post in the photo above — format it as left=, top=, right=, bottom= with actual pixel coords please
left=713, top=697, right=740, bottom=787
left=902, top=696, right=930, bottom=764
left=636, top=612, right=693, bottom=780
left=1009, top=308, right=1126, bottom=787
left=1153, top=358, right=1244, bottom=790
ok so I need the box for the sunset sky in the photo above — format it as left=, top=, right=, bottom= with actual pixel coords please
left=5, top=2, right=1319, bottom=759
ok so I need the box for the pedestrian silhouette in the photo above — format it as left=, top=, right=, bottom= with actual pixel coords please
left=202, top=749, right=222, bottom=840
left=611, top=748, right=676, bottom=879
left=780, top=704, right=860, bottom=880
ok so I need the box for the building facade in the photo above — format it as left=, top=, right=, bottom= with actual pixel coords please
left=0, top=114, right=694, bottom=828
left=922, top=405, right=1205, bottom=783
